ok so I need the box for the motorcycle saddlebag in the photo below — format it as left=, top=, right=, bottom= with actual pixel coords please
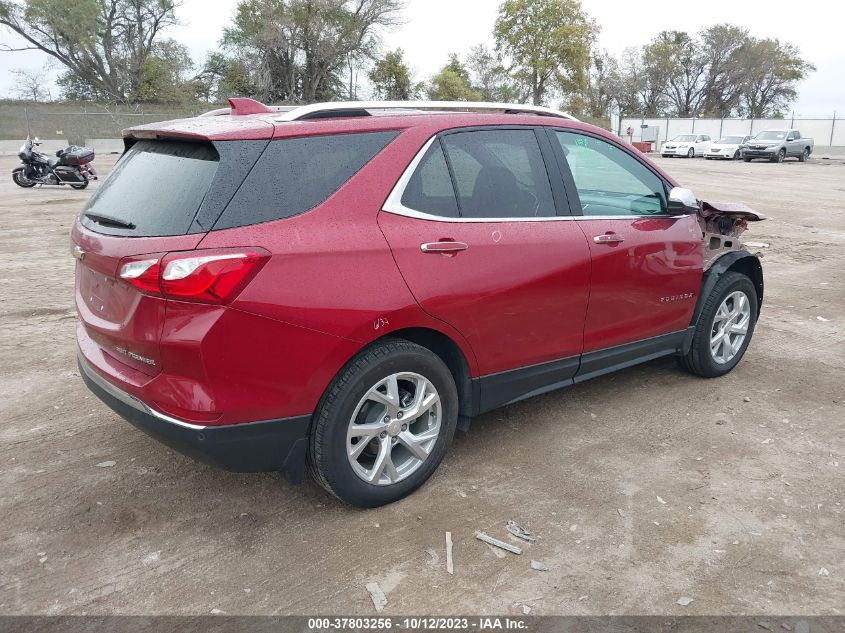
left=57, top=146, right=95, bottom=166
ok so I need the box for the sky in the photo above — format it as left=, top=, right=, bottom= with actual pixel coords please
left=1, top=0, right=843, bottom=117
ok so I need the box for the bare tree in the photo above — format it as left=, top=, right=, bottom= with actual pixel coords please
left=10, top=66, right=51, bottom=101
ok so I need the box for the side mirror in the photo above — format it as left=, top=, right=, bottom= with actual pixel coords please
left=667, top=187, right=699, bottom=215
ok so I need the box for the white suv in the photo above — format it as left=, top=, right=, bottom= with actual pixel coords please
left=661, top=134, right=712, bottom=158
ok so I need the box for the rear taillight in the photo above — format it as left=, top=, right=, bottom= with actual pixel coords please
left=118, top=248, right=269, bottom=304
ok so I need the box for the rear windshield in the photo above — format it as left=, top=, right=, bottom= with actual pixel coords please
left=81, top=140, right=218, bottom=236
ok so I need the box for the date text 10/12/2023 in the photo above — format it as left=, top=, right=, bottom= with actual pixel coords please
left=306, top=617, right=528, bottom=630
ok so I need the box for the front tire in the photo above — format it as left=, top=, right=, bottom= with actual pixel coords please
left=12, top=171, right=36, bottom=188
left=687, top=148, right=695, bottom=158
left=679, top=272, right=758, bottom=378
left=773, top=149, right=786, bottom=163
left=308, top=339, right=458, bottom=507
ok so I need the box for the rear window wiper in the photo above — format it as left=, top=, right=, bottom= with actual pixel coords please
left=83, top=212, right=136, bottom=230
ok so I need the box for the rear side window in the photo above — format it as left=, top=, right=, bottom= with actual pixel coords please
left=400, top=142, right=458, bottom=217
left=441, top=130, right=556, bottom=218
left=81, top=140, right=219, bottom=236
left=215, top=130, right=399, bottom=229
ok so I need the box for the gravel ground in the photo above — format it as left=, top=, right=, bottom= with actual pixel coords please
left=0, top=152, right=842, bottom=616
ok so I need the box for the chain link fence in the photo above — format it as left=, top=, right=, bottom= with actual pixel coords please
left=612, top=113, right=845, bottom=153
left=0, top=101, right=210, bottom=146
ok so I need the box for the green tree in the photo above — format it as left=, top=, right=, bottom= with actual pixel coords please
left=0, top=0, right=179, bottom=102
left=427, top=55, right=480, bottom=101
left=642, top=31, right=708, bottom=117
left=134, top=40, right=195, bottom=104
left=193, top=52, right=253, bottom=103
left=494, top=0, right=598, bottom=105
left=698, top=23, right=748, bottom=117
left=369, top=48, right=414, bottom=99
left=466, top=43, right=519, bottom=102
left=736, top=37, right=815, bottom=117
left=223, top=0, right=402, bottom=103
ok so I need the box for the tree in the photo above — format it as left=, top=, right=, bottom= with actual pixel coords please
left=10, top=66, right=51, bottom=101
left=466, top=43, right=519, bottom=102
left=134, top=40, right=195, bottom=103
left=579, top=50, right=620, bottom=118
left=494, top=0, right=597, bottom=105
left=427, top=55, right=480, bottom=101
left=427, top=68, right=480, bottom=101
left=736, top=37, right=815, bottom=117
left=222, top=0, right=403, bottom=103
left=0, top=0, right=179, bottom=102
left=369, top=48, right=413, bottom=99
left=193, top=52, right=253, bottom=103
left=698, top=23, right=748, bottom=117
left=642, top=30, right=708, bottom=117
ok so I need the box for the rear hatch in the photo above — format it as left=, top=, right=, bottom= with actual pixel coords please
left=72, top=133, right=269, bottom=377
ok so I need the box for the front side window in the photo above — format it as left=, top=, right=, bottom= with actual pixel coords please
left=441, top=130, right=556, bottom=218
left=554, top=131, right=667, bottom=216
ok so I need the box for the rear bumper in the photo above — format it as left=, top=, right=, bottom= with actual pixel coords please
left=78, top=352, right=311, bottom=482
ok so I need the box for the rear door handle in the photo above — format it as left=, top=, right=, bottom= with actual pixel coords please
left=420, top=241, right=469, bottom=254
left=593, top=233, right=625, bottom=244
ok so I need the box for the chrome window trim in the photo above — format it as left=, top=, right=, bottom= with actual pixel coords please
left=78, top=350, right=208, bottom=430
left=381, top=135, right=682, bottom=223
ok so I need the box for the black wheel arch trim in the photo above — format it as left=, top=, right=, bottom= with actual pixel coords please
left=682, top=251, right=763, bottom=354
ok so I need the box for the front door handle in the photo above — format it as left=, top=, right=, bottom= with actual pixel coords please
left=593, top=233, right=625, bottom=244
left=420, top=241, right=469, bottom=254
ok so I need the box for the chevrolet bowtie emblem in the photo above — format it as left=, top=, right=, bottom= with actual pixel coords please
left=72, top=245, right=86, bottom=261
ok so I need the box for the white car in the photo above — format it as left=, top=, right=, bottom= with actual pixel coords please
left=704, top=135, right=752, bottom=160
left=661, top=134, right=712, bottom=158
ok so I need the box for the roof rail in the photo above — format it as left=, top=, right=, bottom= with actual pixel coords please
left=274, top=100, right=578, bottom=121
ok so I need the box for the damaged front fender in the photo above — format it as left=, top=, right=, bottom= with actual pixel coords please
left=698, top=200, right=767, bottom=270
left=680, top=199, right=766, bottom=353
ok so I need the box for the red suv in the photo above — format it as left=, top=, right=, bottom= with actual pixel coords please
left=73, top=99, right=765, bottom=507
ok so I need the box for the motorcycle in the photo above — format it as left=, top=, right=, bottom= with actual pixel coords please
left=12, top=137, right=98, bottom=190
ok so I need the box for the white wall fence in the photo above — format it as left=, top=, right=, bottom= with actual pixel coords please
left=613, top=114, right=845, bottom=149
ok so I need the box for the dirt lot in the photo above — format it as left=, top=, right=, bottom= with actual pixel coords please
left=0, top=152, right=843, bottom=616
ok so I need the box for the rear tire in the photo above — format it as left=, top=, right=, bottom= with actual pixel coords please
left=687, top=148, right=695, bottom=158
left=799, top=148, right=809, bottom=162
left=308, top=339, right=458, bottom=507
left=679, top=272, right=758, bottom=378
left=733, top=150, right=740, bottom=160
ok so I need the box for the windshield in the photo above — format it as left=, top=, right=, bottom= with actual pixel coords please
left=672, top=135, right=697, bottom=142
left=718, top=136, right=746, bottom=144
left=755, top=131, right=787, bottom=140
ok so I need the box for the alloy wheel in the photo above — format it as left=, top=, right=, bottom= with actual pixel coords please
left=347, top=372, right=442, bottom=486
left=710, top=291, right=751, bottom=364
